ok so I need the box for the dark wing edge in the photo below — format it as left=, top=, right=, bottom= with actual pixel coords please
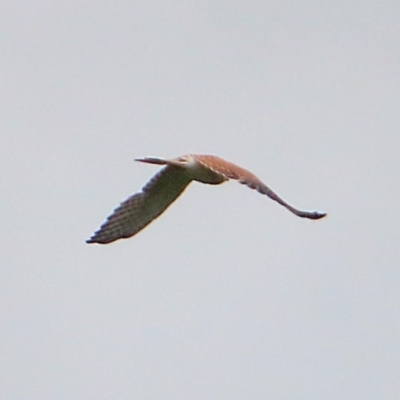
left=195, top=155, right=326, bottom=220
left=255, top=182, right=327, bottom=219
left=86, top=166, right=192, bottom=244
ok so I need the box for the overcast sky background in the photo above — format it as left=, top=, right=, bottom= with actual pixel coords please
left=1, top=1, right=399, bottom=399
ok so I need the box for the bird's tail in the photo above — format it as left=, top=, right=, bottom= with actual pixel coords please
left=135, top=157, right=169, bottom=165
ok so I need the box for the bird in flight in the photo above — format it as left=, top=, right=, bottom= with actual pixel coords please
left=86, top=154, right=326, bottom=244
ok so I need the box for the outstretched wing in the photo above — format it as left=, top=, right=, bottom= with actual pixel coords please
left=194, top=155, right=326, bottom=220
left=86, top=166, right=192, bottom=244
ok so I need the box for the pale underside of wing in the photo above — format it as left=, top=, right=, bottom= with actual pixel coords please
left=86, top=166, right=192, bottom=244
left=194, top=154, right=326, bottom=219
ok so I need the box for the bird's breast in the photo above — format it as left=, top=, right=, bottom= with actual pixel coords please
left=189, top=161, right=227, bottom=185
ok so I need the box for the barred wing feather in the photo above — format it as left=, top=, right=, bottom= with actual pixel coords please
left=86, top=166, right=192, bottom=244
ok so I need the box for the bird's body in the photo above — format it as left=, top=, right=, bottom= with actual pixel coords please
left=87, top=154, right=326, bottom=244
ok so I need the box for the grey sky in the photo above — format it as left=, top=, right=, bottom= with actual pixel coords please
left=1, top=1, right=399, bottom=399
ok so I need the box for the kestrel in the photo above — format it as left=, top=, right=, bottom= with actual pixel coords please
left=86, top=154, right=326, bottom=244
